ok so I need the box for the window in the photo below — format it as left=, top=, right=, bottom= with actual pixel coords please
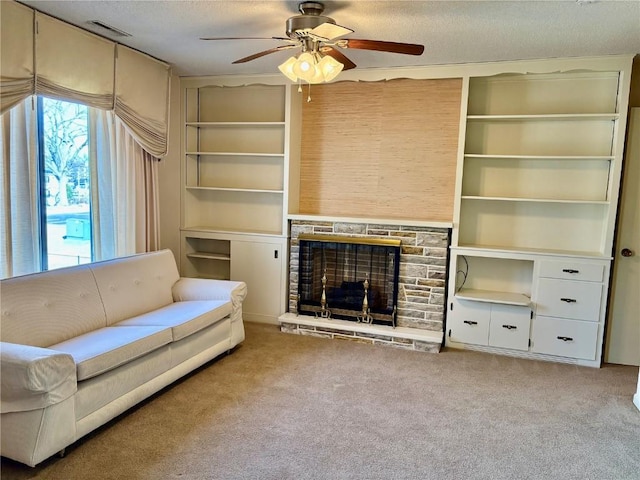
left=1, top=95, right=158, bottom=280
left=38, top=97, right=93, bottom=270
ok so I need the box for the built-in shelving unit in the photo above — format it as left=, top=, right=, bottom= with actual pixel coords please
left=447, top=62, right=632, bottom=367
left=180, top=81, right=293, bottom=323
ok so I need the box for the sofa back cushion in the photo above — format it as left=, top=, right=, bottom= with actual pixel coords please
left=0, top=266, right=106, bottom=347
left=89, top=249, right=180, bottom=325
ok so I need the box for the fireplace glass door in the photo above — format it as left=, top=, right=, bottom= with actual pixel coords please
left=298, top=236, right=401, bottom=325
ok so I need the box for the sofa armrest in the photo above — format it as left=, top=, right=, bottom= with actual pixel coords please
left=172, top=278, right=247, bottom=310
left=1, top=342, right=77, bottom=414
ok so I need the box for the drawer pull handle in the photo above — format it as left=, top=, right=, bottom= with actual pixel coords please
left=502, top=325, right=517, bottom=330
left=560, top=298, right=577, bottom=303
left=557, top=336, right=574, bottom=342
left=463, top=320, right=478, bottom=326
left=562, top=269, right=580, bottom=274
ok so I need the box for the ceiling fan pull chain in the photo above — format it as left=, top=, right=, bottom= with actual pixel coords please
left=307, top=83, right=312, bottom=102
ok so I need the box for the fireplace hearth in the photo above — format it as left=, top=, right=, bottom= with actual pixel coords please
left=297, top=234, right=401, bottom=326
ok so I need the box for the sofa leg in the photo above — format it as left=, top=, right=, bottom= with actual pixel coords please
left=58, top=448, right=66, bottom=458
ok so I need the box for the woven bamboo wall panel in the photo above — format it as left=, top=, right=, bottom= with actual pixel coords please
left=300, top=78, right=462, bottom=222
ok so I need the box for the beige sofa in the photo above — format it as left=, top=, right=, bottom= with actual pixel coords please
left=0, top=249, right=246, bottom=467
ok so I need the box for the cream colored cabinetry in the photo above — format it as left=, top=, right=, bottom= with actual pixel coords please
left=180, top=81, right=292, bottom=323
left=448, top=299, right=531, bottom=351
left=447, top=59, right=632, bottom=367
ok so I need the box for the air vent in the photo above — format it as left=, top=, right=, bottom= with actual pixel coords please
left=87, top=20, right=131, bottom=37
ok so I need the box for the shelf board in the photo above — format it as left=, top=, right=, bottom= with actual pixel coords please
left=453, top=244, right=609, bottom=259
left=466, top=113, right=619, bottom=121
left=186, top=252, right=231, bottom=261
left=287, top=214, right=452, bottom=229
left=185, top=151, right=284, bottom=157
left=182, top=226, right=285, bottom=238
left=186, top=186, right=284, bottom=194
left=463, top=154, right=614, bottom=161
left=186, top=121, right=285, bottom=126
left=460, top=195, right=608, bottom=205
left=455, top=289, right=531, bottom=307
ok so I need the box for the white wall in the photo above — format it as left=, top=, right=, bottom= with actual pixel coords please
left=158, top=73, right=182, bottom=260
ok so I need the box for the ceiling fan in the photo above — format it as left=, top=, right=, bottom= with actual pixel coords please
left=201, top=1, right=424, bottom=84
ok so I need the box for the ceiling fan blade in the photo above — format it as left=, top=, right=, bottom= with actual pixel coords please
left=232, top=45, right=297, bottom=64
left=340, top=39, right=424, bottom=56
left=311, top=22, right=354, bottom=41
left=320, top=46, right=356, bottom=70
left=200, top=36, right=292, bottom=41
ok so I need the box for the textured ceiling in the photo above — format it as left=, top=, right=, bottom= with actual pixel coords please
left=18, top=0, right=640, bottom=77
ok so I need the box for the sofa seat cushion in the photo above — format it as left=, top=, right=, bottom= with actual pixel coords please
left=114, top=301, right=232, bottom=342
left=49, top=326, right=172, bottom=381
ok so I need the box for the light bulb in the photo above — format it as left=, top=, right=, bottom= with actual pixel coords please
left=293, top=52, right=318, bottom=83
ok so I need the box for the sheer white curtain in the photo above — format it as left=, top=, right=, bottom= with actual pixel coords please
left=88, top=108, right=160, bottom=261
left=0, top=97, right=40, bottom=278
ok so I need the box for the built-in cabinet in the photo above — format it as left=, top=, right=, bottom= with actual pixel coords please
left=178, top=56, right=632, bottom=359
left=447, top=59, right=632, bottom=367
left=180, top=82, right=292, bottom=323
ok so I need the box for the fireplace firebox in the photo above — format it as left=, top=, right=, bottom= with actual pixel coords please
left=297, top=234, right=401, bottom=326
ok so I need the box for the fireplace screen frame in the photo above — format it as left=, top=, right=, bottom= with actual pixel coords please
left=297, top=234, right=401, bottom=326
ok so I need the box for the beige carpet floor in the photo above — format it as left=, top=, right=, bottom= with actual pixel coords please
left=2, top=321, right=639, bottom=480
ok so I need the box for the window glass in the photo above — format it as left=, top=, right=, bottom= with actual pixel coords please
left=39, top=97, right=92, bottom=269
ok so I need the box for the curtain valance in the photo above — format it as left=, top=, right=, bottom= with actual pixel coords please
left=115, top=46, right=171, bottom=157
left=0, top=1, right=171, bottom=157
left=35, top=13, right=115, bottom=110
left=0, top=2, right=34, bottom=113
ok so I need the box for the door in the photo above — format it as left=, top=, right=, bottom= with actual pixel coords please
left=605, top=108, right=640, bottom=366
left=230, top=239, right=285, bottom=324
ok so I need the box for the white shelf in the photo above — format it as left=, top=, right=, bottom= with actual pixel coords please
left=461, top=196, right=608, bottom=205
left=454, top=244, right=609, bottom=259
left=186, top=252, right=230, bottom=261
left=463, top=154, right=614, bottom=161
left=287, top=214, right=453, bottom=230
left=466, top=114, right=619, bottom=121
left=186, top=122, right=285, bottom=126
left=455, top=289, right=531, bottom=307
left=182, top=226, right=285, bottom=238
left=186, top=186, right=284, bottom=194
left=186, top=152, right=283, bottom=157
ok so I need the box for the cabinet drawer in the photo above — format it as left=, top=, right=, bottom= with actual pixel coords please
left=538, top=261, right=604, bottom=282
left=488, top=304, right=531, bottom=351
left=531, top=316, right=599, bottom=360
left=536, top=278, right=602, bottom=321
left=448, top=300, right=490, bottom=346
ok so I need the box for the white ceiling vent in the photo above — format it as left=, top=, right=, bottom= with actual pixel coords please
left=87, top=20, right=131, bottom=37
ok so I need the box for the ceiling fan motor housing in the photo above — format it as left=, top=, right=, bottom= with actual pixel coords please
left=286, top=1, right=336, bottom=38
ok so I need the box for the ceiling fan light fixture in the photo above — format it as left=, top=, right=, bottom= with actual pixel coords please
left=317, top=54, right=343, bottom=81
left=292, top=52, right=315, bottom=79
left=278, top=56, right=299, bottom=82
left=278, top=51, right=343, bottom=84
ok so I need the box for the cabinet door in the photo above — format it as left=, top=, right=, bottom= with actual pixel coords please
left=488, top=304, right=531, bottom=351
left=448, top=299, right=491, bottom=346
left=230, top=240, right=284, bottom=324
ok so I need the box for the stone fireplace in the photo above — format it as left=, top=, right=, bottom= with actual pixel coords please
left=279, top=219, right=450, bottom=353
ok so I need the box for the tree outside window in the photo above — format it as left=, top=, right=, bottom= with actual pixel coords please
left=40, top=97, right=92, bottom=269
